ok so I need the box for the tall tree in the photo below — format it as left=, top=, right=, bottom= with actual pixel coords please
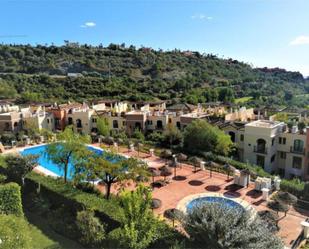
left=97, top=117, right=110, bottom=137
left=163, top=123, right=183, bottom=149
left=183, top=120, right=232, bottom=156
left=84, top=152, right=149, bottom=199
left=4, top=154, right=38, bottom=185
left=181, top=203, right=284, bottom=249
left=120, top=185, right=160, bottom=249
left=45, top=126, right=91, bottom=183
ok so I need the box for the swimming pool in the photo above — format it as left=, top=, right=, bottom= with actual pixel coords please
left=20, top=144, right=114, bottom=179
left=186, top=196, right=244, bottom=212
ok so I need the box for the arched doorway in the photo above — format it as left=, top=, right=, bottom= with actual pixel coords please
left=228, top=131, right=236, bottom=143
left=76, top=119, right=82, bottom=128
left=156, top=120, right=163, bottom=129
left=256, top=139, right=266, bottom=153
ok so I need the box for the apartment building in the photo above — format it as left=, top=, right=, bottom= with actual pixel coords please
left=67, top=108, right=95, bottom=134
left=92, top=100, right=128, bottom=113
left=23, top=106, right=54, bottom=131
left=0, top=111, right=22, bottom=133
left=48, top=103, right=86, bottom=131
left=223, top=120, right=309, bottom=180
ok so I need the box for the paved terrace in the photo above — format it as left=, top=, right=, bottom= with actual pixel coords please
left=108, top=145, right=308, bottom=248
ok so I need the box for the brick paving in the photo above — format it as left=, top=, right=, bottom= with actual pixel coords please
left=95, top=144, right=309, bottom=247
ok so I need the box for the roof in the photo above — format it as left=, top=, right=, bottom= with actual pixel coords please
left=245, top=120, right=283, bottom=128
left=167, top=103, right=197, bottom=112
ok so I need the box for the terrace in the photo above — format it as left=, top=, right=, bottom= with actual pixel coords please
left=111, top=145, right=309, bottom=247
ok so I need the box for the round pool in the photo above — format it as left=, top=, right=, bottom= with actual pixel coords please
left=186, top=196, right=244, bottom=212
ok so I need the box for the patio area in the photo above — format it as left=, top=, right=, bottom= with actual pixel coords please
left=112, top=145, right=309, bottom=248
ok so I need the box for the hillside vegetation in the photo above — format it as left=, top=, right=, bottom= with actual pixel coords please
left=0, top=43, right=308, bottom=106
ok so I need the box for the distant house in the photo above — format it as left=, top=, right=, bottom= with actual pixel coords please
left=67, top=73, right=83, bottom=78
left=166, top=103, right=197, bottom=114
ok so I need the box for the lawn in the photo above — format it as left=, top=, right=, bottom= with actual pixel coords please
left=26, top=211, right=84, bottom=249
left=234, top=96, right=253, bottom=104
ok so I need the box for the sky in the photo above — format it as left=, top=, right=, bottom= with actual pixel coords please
left=1, top=0, right=309, bottom=76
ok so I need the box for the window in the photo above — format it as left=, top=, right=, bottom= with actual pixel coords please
left=240, top=134, right=244, bottom=141
left=272, top=138, right=275, bottom=146
left=168, top=118, right=172, bottom=123
left=271, top=154, right=276, bottom=163
left=292, top=156, right=302, bottom=169
left=293, top=139, right=304, bottom=152
left=47, top=119, right=50, bottom=124
left=76, top=119, right=82, bottom=128
left=92, top=118, right=97, bottom=123
left=176, top=122, right=181, bottom=129
left=113, top=120, right=118, bottom=129
left=280, top=152, right=286, bottom=159
left=279, top=137, right=286, bottom=144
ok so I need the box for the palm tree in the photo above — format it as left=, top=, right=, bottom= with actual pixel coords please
left=181, top=203, right=284, bottom=249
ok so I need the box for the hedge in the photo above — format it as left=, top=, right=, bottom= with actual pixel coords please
left=24, top=172, right=123, bottom=230
left=0, top=182, right=23, bottom=216
left=199, top=152, right=309, bottom=200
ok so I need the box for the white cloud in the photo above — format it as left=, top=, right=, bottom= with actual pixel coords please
left=191, top=14, right=213, bottom=20
left=289, top=35, right=309, bottom=46
left=80, top=22, right=96, bottom=28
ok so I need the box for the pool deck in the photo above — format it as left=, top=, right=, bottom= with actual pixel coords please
left=7, top=142, right=309, bottom=247
left=113, top=144, right=309, bottom=248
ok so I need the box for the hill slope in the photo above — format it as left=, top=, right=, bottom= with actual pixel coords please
left=0, top=43, right=308, bottom=106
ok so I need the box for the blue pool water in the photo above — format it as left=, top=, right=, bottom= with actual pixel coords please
left=187, top=196, right=244, bottom=212
left=20, top=145, right=116, bottom=179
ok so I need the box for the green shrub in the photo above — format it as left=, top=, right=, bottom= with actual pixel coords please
left=24, top=172, right=123, bottom=230
left=0, top=173, right=7, bottom=183
left=0, top=214, right=32, bottom=249
left=280, top=179, right=305, bottom=198
left=76, top=210, right=106, bottom=247
left=202, top=152, right=272, bottom=179
left=0, top=183, right=23, bottom=216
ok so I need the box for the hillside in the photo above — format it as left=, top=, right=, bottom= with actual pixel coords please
left=0, top=43, right=308, bottom=106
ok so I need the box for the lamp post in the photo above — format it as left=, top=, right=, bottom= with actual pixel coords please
left=172, top=154, right=177, bottom=178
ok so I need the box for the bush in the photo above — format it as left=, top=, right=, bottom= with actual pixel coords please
left=0, top=214, right=32, bottom=249
left=0, top=183, right=23, bottom=216
left=280, top=179, right=305, bottom=198
left=4, top=154, right=38, bottom=184
left=0, top=133, right=16, bottom=146
left=76, top=210, right=106, bottom=247
left=24, top=172, right=123, bottom=230
left=0, top=173, right=7, bottom=183
left=202, top=152, right=271, bottom=178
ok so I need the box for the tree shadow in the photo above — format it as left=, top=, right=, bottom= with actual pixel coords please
left=224, top=184, right=243, bottom=192
left=188, top=180, right=204, bottom=186
left=246, top=189, right=262, bottom=199
left=24, top=210, right=85, bottom=249
left=172, top=175, right=187, bottom=181
left=223, top=191, right=241, bottom=198
left=205, top=185, right=221, bottom=192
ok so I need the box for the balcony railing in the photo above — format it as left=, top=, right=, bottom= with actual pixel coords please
left=253, top=146, right=268, bottom=154
left=290, top=146, right=305, bottom=155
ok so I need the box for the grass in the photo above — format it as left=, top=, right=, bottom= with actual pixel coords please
left=234, top=96, right=253, bottom=104
left=26, top=210, right=84, bottom=249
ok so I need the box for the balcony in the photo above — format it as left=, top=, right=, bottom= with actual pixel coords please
left=253, top=146, right=268, bottom=154
left=290, top=146, right=305, bottom=155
